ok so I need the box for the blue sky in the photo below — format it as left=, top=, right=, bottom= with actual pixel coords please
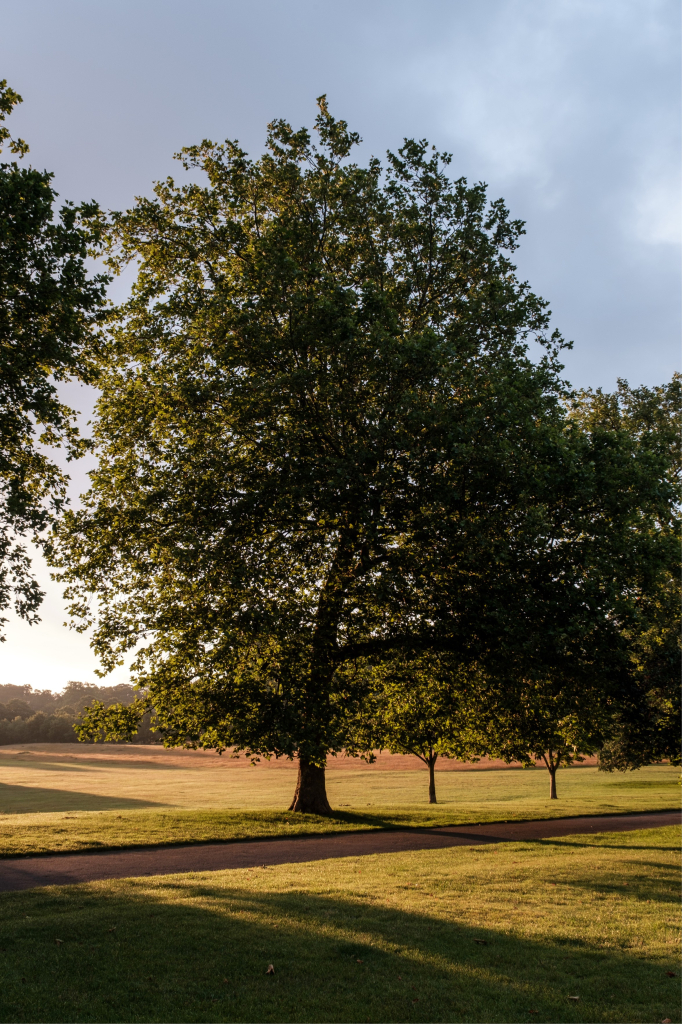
left=1, top=0, right=680, bottom=690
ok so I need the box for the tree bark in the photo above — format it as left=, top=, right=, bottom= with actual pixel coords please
left=542, top=751, right=559, bottom=799
left=288, top=757, right=332, bottom=814
left=428, top=753, right=438, bottom=804
left=549, top=766, right=557, bottom=799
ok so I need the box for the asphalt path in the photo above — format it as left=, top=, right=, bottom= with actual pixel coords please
left=0, top=810, right=677, bottom=893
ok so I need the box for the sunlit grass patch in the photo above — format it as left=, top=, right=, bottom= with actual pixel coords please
left=0, top=762, right=678, bottom=857
left=0, top=825, right=679, bottom=1022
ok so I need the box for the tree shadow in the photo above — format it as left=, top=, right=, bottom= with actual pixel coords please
left=0, top=783, right=163, bottom=814
left=0, top=758, right=91, bottom=773
left=320, top=808, right=680, bottom=832
left=0, top=862, right=678, bottom=1023
left=0, top=754, right=183, bottom=772
left=517, top=834, right=681, bottom=855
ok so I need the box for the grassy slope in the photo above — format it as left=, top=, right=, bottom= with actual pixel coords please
left=0, top=825, right=679, bottom=1024
left=0, top=764, right=678, bottom=857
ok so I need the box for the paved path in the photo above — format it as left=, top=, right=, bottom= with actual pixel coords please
left=0, top=810, right=677, bottom=893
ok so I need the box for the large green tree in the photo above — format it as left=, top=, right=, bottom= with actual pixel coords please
left=59, top=100, right=653, bottom=812
left=0, top=80, right=107, bottom=637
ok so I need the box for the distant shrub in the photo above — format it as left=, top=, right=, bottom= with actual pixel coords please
left=0, top=683, right=162, bottom=745
left=0, top=713, right=77, bottom=744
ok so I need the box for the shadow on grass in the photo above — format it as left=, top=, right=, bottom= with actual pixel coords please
left=0, top=759, right=91, bottom=773
left=605, top=779, right=680, bottom=789
left=0, top=754, right=184, bottom=772
left=0, top=784, right=163, bottom=814
left=524, top=836, right=681, bottom=855
left=323, top=807, right=681, bottom=830
left=0, top=863, right=679, bottom=1024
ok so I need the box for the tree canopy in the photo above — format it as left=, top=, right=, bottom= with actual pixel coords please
left=573, top=377, right=681, bottom=772
left=468, top=375, right=682, bottom=794
left=57, top=100, right=678, bottom=811
left=0, top=80, right=107, bottom=637
left=347, top=652, right=481, bottom=803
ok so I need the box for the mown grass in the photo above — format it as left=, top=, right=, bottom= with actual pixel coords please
left=1, top=750, right=676, bottom=817
left=0, top=763, right=678, bottom=857
left=0, top=825, right=679, bottom=1023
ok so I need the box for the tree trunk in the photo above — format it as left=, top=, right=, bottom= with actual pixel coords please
left=288, top=757, right=332, bottom=814
left=549, top=766, right=557, bottom=800
left=428, top=753, right=438, bottom=804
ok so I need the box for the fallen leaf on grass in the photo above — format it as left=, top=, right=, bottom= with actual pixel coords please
left=266, top=964, right=275, bottom=975
left=108, top=927, right=116, bottom=933
left=568, top=995, right=579, bottom=1001
left=662, top=1019, right=672, bottom=1023
left=55, top=939, right=63, bottom=945
left=474, top=939, right=487, bottom=945
left=665, top=971, right=676, bottom=977
left=356, top=959, right=364, bottom=964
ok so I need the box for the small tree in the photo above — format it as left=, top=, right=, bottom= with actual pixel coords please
left=479, top=677, right=606, bottom=799
left=348, top=654, right=479, bottom=803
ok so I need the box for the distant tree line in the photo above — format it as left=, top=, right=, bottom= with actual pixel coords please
left=0, top=681, right=160, bottom=745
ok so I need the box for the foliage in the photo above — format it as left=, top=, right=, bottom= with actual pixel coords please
left=0, top=80, right=107, bottom=637
left=0, top=79, right=28, bottom=158
left=461, top=375, right=682, bottom=792
left=474, top=677, right=608, bottom=799
left=54, top=100, right=675, bottom=812
left=0, top=680, right=156, bottom=744
left=0, top=683, right=58, bottom=712
left=0, top=679, right=138, bottom=714
left=0, top=711, right=77, bottom=744
left=0, top=697, right=35, bottom=719
left=570, top=377, right=681, bottom=771
left=346, top=653, right=481, bottom=803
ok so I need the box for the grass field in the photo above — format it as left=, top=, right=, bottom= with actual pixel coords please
left=0, top=824, right=679, bottom=1023
left=0, top=746, right=678, bottom=856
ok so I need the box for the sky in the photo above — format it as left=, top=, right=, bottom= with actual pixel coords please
left=1, top=0, right=680, bottom=692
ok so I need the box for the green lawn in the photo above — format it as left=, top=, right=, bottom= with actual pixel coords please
left=0, top=825, right=679, bottom=1023
left=0, top=760, right=678, bottom=857
left=0, top=761, right=677, bottom=857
